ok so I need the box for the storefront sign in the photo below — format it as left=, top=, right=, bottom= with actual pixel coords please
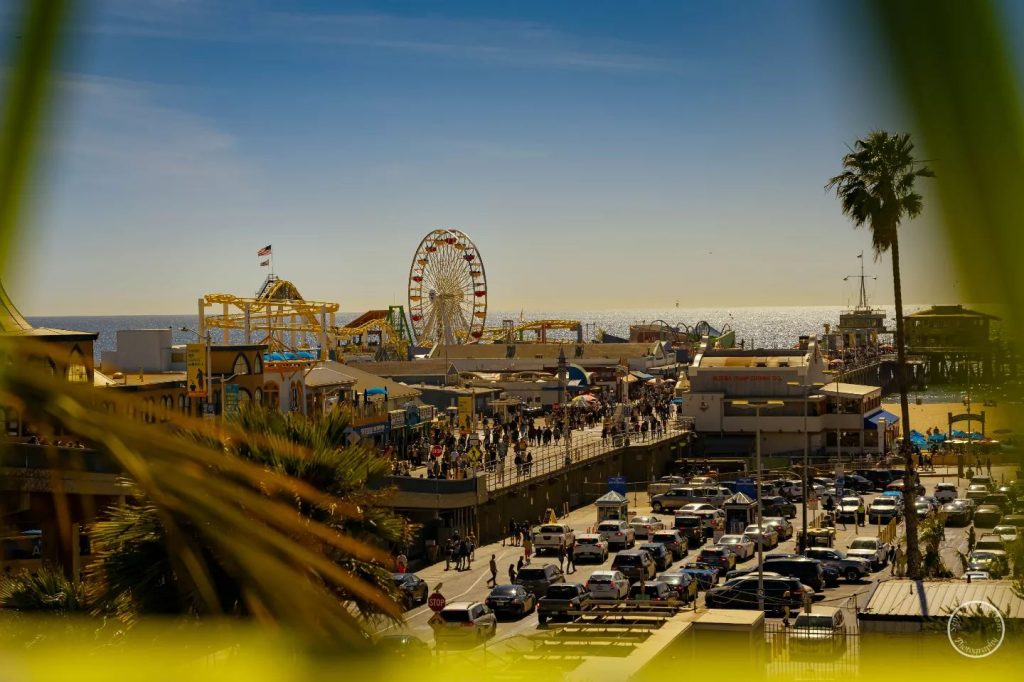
left=223, top=383, right=240, bottom=419
left=389, top=410, right=406, bottom=429
left=358, top=423, right=389, bottom=437
left=419, top=405, right=435, bottom=422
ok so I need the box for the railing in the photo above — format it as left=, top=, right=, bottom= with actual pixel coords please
left=482, top=421, right=689, bottom=492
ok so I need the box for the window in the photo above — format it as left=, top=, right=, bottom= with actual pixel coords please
left=232, top=354, right=251, bottom=376
left=178, top=394, right=186, bottom=413
left=254, top=388, right=263, bottom=404
left=254, top=355, right=263, bottom=374
left=263, top=382, right=279, bottom=409
left=66, top=348, right=88, bottom=383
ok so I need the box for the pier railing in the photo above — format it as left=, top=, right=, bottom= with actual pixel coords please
left=482, top=421, right=689, bottom=493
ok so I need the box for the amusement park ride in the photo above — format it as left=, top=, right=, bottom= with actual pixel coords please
left=201, top=275, right=413, bottom=361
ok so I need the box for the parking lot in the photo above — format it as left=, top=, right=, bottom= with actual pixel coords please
left=383, top=466, right=1015, bottom=649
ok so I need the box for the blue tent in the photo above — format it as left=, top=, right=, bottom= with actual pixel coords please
left=365, top=387, right=388, bottom=396
left=927, top=432, right=946, bottom=443
left=909, top=433, right=928, bottom=447
left=969, top=432, right=984, bottom=440
left=951, top=429, right=968, bottom=438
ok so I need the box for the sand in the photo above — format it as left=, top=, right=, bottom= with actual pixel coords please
left=881, top=400, right=1022, bottom=436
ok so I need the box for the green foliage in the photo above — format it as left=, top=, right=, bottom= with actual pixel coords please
left=0, top=566, right=88, bottom=613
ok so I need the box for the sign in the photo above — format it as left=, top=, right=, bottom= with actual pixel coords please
left=223, top=383, right=240, bottom=419
left=186, top=343, right=208, bottom=398
left=428, top=592, right=446, bottom=612
left=457, top=395, right=474, bottom=417
left=389, top=410, right=406, bottom=429
left=418, top=405, right=435, bottom=422
left=607, top=476, right=627, bottom=496
left=357, top=423, right=389, bottom=437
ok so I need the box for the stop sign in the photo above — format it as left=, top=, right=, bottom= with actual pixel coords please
left=427, top=592, right=446, bottom=612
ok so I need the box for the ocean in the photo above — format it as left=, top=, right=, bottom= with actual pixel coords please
left=27, top=305, right=1003, bottom=404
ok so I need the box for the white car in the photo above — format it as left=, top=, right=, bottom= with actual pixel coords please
left=846, top=537, right=890, bottom=569
left=763, top=516, right=793, bottom=541
left=962, top=570, right=992, bottom=582
left=430, top=601, right=497, bottom=643
left=533, top=523, right=576, bottom=555
left=716, top=534, right=754, bottom=561
left=572, top=534, right=609, bottom=563
left=992, top=525, right=1020, bottom=546
left=586, top=570, right=630, bottom=600
left=934, top=483, right=958, bottom=504
left=743, top=524, right=779, bottom=549
left=629, top=515, right=666, bottom=539
left=596, top=520, right=635, bottom=551
left=677, top=503, right=717, bottom=514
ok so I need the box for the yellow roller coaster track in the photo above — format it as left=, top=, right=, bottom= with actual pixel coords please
left=478, top=319, right=582, bottom=344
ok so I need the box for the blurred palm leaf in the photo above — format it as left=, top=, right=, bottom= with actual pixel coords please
left=0, top=565, right=88, bottom=613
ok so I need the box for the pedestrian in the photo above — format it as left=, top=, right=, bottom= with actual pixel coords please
left=892, top=545, right=905, bottom=577
left=396, top=551, right=408, bottom=574
left=567, top=538, right=576, bottom=574
left=488, top=554, right=498, bottom=588
left=508, top=563, right=517, bottom=584
left=516, top=556, right=525, bottom=574
left=523, top=531, right=533, bottom=564
left=557, top=542, right=566, bottom=572
left=986, top=457, right=992, bottom=476
left=468, top=531, right=477, bottom=561
left=507, top=518, right=516, bottom=547
left=968, top=525, right=976, bottom=553
left=445, top=537, right=455, bottom=571
left=857, top=501, right=866, bottom=527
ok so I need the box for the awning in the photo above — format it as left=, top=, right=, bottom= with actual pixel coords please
left=865, top=409, right=899, bottom=429
left=630, top=371, right=655, bottom=381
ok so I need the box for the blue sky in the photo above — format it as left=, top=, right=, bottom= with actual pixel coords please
left=0, top=0, right=985, bottom=314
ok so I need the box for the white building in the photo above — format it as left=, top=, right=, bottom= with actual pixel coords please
left=680, top=338, right=891, bottom=459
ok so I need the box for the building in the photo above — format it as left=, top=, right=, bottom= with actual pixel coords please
left=680, top=338, right=890, bottom=459
left=906, top=304, right=998, bottom=351
left=859, top=579, right=1024, bottom=633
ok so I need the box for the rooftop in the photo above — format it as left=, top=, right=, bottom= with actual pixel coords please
left=907, top=304, right=1000, bottom=320
left=861, top=579, right=1024, bottom=620
left=819, top=382, right=881, bottom=398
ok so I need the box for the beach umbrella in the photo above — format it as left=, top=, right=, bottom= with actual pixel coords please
left=928, top=433, right=946, bottom=443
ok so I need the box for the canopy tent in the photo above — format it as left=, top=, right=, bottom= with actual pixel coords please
left=630, top=371, right=656, bottom=381
left=864, top=409, right=900, bottom=429
left=365, top=387, right=388, bottom=396
left=927, top=432, right=946, bottom=443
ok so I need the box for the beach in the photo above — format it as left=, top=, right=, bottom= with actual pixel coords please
left=882, top=400, right=1022, bottom=436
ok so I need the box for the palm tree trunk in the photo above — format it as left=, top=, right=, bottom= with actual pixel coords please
left=890, top=233, right=921, bottom=578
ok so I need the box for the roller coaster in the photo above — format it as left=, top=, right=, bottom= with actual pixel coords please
left=201, top=275, right=413, bottom=360
left=478, top=318, right=584, bottom=344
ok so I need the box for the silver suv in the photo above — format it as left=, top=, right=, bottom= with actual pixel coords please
left=596, top=520, right=636, bottom=551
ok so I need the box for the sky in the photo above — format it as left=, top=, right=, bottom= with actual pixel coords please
left=0, top=0, right=1008, bottom=315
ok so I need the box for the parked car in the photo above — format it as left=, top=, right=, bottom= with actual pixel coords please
left=982, top=494, right=1013, bottom=515
left=914, top=499, right=933, bottom=520
left=743, top=524, right=779, bottom=549
left=673, top=514, right=706, bottom=547
left=515, top=563, right=565, bottom=598
left=533, top=523, right=575, bottom=555
left=639, top=542, right=674, bottom=571
left=650, top=530, right=688, bottom=560
left=484, top=584, right=536, bottom=619
left=779, top=479, right=805, bottom=500
left=969, top=475, right=995, bottom=491
left=763, top=516, right=794, bottom=541
left=974, top=504, right=1003, bottom=528
left=375, top=634, right=430, bottom=659
left=651, top=488, right=700, bottom=513
left=628, top=580, right=674, bottom=603
left=761, top=495, right=797, bottom=519
left=677, top=503, right=718, bottom=514
left=537, top=583, right=590, bottom=625
left=629, top=515, right=666, bottom=539
left=887, top=479, right=925, bottom=496
left=868, top=496, right=902, bottom=523
left=392, top=572, right=429, bottom=609
left=572, top=533, right=609, bottom=563
left=856, top=469, right=894, bottom=490
left=962, top=570, right=992, bottom=581
left=846, top=537, right=890, bottom=569
left=934, top=483, right=958, bottom=504
left=967, top=549, right=1009, bottom=578
left=654, top=571, right=698, bottom=603
left=789, top=606, right=847, bottom=656
left=1001, top=514, right=1024, bottom=529
left=836, top=474, right=872, bottom=494
left=689, top=509, right=726, bottom=538
left=430, top=602, right=497, bottom=644
left=966, top=484, right=991, bottom=501
left=803, top=547, right=871, bottom=583
left=837, top=496, right=865, bottom=524
left=585, top=570, right=630, bottom=600
left=942, top=499, right=974, bottom=526
left=611, top=549, right=656, bottom=582
left=762, top=554, right=827, bottom=591
left=596, top=520, right=635, bottom=551
left=704, top=574, right=812, bottom=615
left=716, top=534, right=755, bottom=561
left=991, top=525, right=1021, bottom=546
left=975, top=533, right=1006, bottom=552
left=647, top=476, right=688, bottom=497
left=697, top=546, right=737, bottom=573
left=681, top=563, right=720, bottom=590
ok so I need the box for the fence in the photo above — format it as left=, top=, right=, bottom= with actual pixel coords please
left=764, top=595, right=862, bottom=678
left=482, top=421, right=689, bottom=493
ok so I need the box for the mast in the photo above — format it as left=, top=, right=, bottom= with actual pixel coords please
left=844, top=251, right=876, bottom=310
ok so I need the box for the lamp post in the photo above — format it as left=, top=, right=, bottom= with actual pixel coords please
left=787, top=381, right=824, bottom=547
left=732, top=399, right=784, bottom=613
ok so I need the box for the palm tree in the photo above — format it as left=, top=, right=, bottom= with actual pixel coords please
left=827, top=130, right=934, bottom=579
left=88, top=406, right=412, bottom=624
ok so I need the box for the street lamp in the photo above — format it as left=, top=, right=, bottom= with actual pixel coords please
left=787, top=381, right=824, bottom=547
left=732, top=399, right=784, bottom=613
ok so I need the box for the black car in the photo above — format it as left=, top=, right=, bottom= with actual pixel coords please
left=942, top=501, right=973, bottom=526
left=639, top=542, right=674, bottom=571
left=376, top=634, right=430, bottom=659
left=983, top=494, right=1013, bottom=515
left=836, top=474, right=873, bottom=494
left=485, top=584, right=537, bottom=618
left=705, top=574, right=810, bottom=615
left=762, top=554, right=828, bottom=591
left=857, top=469, right=894, bottom=491
left=515, top=564, right=565, bottom=597
left=761, top=496, right=797, bottom=519
left=392, top=573, right=428, bottom=609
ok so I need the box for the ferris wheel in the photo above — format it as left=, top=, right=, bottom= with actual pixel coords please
left=408, top=229, right=487, bottom=346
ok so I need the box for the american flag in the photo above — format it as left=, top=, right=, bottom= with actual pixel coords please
left=260, top=259, right=270, bottom=267
left=257, top=244, right=272, bottom=257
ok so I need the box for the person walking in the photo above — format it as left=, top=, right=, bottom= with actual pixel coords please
left=516, top=556, right=525, bottom=574
left=468, top=531, right=477, bottom=562
left=508, top=563, right=517, bottom=584
left=968, top=525, right=976, bottom=554
left=523, top=529, right=533, bottom=564
left=396, top=551, right=408, bottom=574
left=444, top=537, right=455, bottom=571
left=566, top=538, right=576, bottom=574
left=557, top=542, right=566, bottom=572
left=857, top=501, right=866, bottom=527
left=892, top=545, right=905, bottom=577
left=488, top=554, right=498, bottom=588
left=507, top=518, right=517, bottom=547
